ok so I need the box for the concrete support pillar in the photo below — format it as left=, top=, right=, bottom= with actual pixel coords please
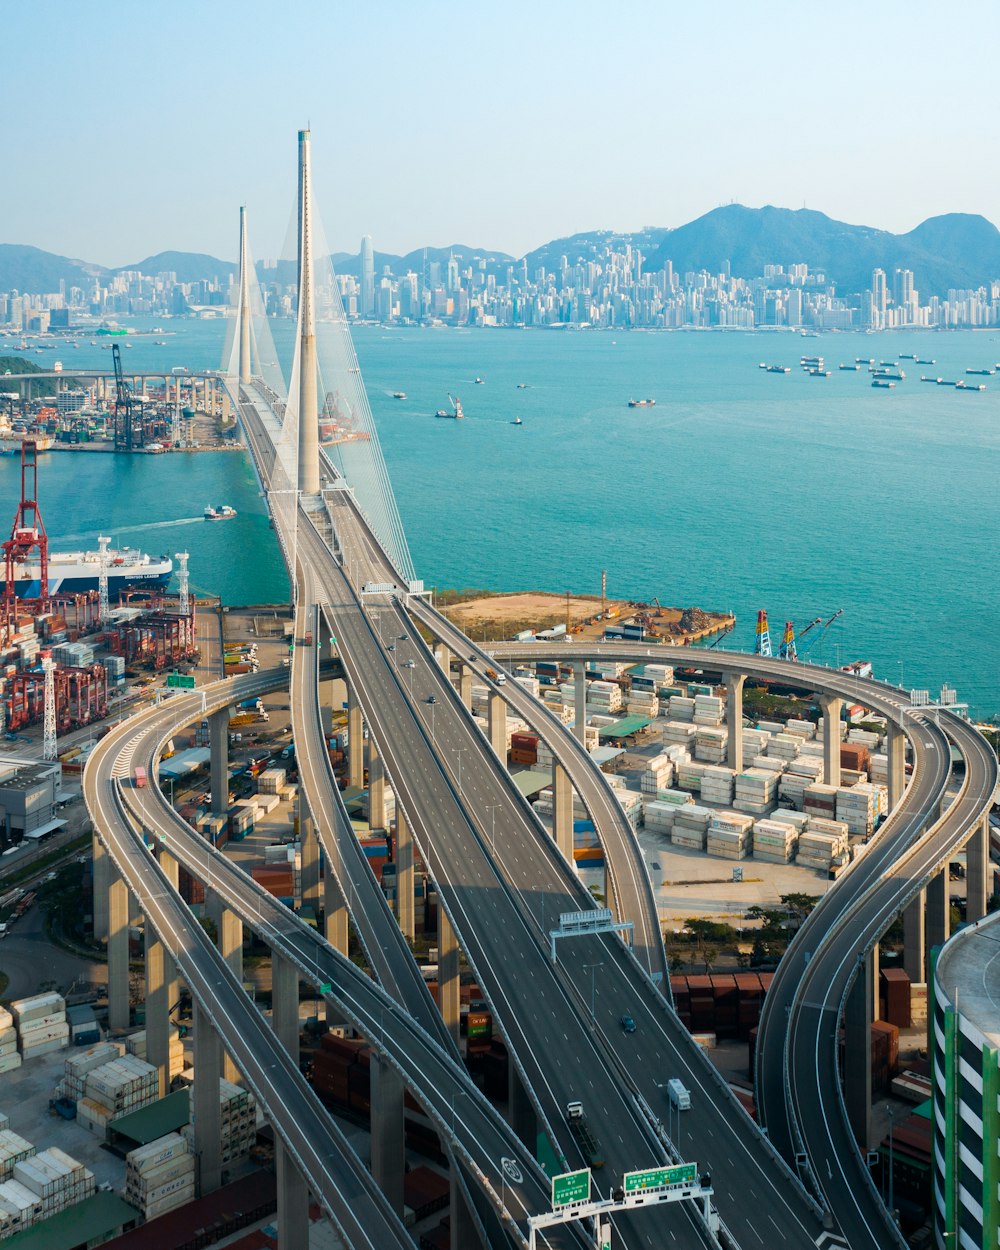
left=871, top=942, right=880, bottom=1020
left=844, top=950, right=873, bottom=1149
left=508, top=1065, right=536, bottom=1148
left=439, top=909, right=461, bottom=1047
left=91, top=831, right=110, bottom=944
left=903, top=890, right=926, bottom=983
left=435, top=644, right=452, bottom=676
left=487, top=692, right=506, bottom=758
left=209, top=707, right=229, bottom=817
left=551, top=763, right=573, bottom=861
left=108, top=871, right=130, bottom=1032
left=574, top=663, right=587, bottom=745
left=886, top=723, right=906, bottom=812
left=145, top=932, right=174, bottom=1097
left=819, top=695, right=843, bottom=788
left=271, top=955, right=308, bottom=1249
left=927, top=868, right=951, bottom=951
left=299, top=802, right=321, bottom=912
left=451, top=1171, right=477, bottom=1249
left=966, top=818, right=988, bottom=923
left=160, top=850, right=179, bottom=891
left=367, top=737, right=385, bottom=831
left=217, top=908, right=243, bottom=1083
left=459, top=665, right=472, bottom=710
left=396, top=809, right=415, bottom=942
left=323, top=871, right=349, bottom=955
left=726, top=673, right=746, bottom=770
left=193, top=1002, right=222, bottom=1196
left=371, top=1057, right=405, bottom=1216
left=347, top=689, right=364, bottom=788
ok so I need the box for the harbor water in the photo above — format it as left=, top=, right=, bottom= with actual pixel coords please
left=1, top=321, right=997, bottom=717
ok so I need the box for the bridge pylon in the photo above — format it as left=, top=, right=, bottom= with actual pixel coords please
left=296, top=129, right=320, bottom=496
left=238, top=206, right=252, bottom=385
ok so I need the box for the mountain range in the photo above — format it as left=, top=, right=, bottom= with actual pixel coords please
left=2, top=206, right=999, bottom=300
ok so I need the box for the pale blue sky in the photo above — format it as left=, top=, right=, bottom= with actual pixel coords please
left=6, top=0, right=998, bottom=266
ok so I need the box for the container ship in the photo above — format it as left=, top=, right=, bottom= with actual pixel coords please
left=2, top=547, right=173, bottom=598
left=204, top=505, right=237, bottom=520
left=0, top=433, right=54, bottom=454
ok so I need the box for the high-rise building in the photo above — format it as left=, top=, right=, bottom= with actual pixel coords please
left=360, top=235, right=375, bottom=317
left=446, top=255, right=460, bottom=294
left=871, top=268, right=887, bottom=329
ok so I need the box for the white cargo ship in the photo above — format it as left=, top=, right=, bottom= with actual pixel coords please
left=1, top=547, right=173, bottom=598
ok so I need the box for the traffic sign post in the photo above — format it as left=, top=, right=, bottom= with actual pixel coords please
left=551, top=1168, right=590, bottom=1209
left=166, top=672, right=196, bottom=690
left=623, top=1162, right=697, bottom=1195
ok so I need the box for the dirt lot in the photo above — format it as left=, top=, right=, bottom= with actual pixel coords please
left=439, top=591, right=732, bottom=644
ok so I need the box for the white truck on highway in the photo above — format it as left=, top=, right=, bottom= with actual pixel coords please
left=666, top=1079, right=691, bottom=1110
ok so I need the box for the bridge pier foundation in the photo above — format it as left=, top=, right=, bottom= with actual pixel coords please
left=271, top=956, right=309, bottom=1250
left=371, top=1056, right=405, bottom=1216
left=217, top=907, right=244, bottom=1083
left=459, top=665, right=473, bottom=710
left=108, top=869, right=130, bottom=1033
left=347, top=689, right=364, bottom=788
left=844, top=950, right=873, bottom=1149
left=966, top=818, right=988, bottom=923
left=487, top=692, right=506, bottom=757
left=508, top=1065, right=536, bottom=1148
left=145, top=931, right=174, bottom=1098
left=886, top=723, right=906, bottom=812
left=439, top=909, right=461, bottom=1048
left=395, top=809, right=415, bottom=941
left=450, top=1170, right=479, bottom=1250
left=209, top=707, right=230, bottom=817
left=927, top=868, right=951, bottom=951
left=434, top=644, right=452, bottom=676
left=299, top=802, right=321, bottom=913
left=91, top=830, right=110, bottom=944
left=574, top=663, right=587, bottom=744
left=903, top=889, right=926, bottom=982
left=819, top=695, right=843, bottom=787
left=193, top=1002, right=223, bottom=1196
left=551, top=763, right=573, bottom=862
left=726, top=673, right=745, bottom=770
left=367, top=738, right=386, bottom=831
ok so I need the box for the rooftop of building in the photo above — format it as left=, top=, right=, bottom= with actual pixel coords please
left=934, top=911, right=1000, bottom=1047
left=0, top=759, right=60, bottom=792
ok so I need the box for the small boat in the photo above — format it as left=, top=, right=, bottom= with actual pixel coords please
left=435, top=395, right=464, bottom=419
left=511, top=416, right=523, bottom=426
left=839, top=363, right=860, bottom=371
left=807, top=369, right=831, bottom=377
left=872, top=379, right=895, bottom=389
left=516, top=383, right=528, bottom=389
left=921, top=376, right=942, bottom=384
left=627, top=398, right=656, bottom=407
left=900, top=353, right=916, bottom=360
left=915, top=358, right=936, bottom=365
left=966, top=368, right=995, bottom=376
left=205, top=504, right=237, bottom=519
left=474, top=377, right=485, bottom=385
left=392, top=391, right=407, bottom=399
left=856, top=357, right=874, bottom=365
left=766, top=365, right=791, bottom=374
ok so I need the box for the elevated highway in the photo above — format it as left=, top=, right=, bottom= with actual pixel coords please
left=88, top=667, right=583, bottom=1248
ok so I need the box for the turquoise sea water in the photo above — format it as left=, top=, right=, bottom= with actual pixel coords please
left=2, top=322, right=997, bottom=717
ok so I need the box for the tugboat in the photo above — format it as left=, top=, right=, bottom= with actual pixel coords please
left=205, top=504, right=237, bottom=520
left=474, top=377, right=485, bottom=385
left=627, top=398, right=656, bottom=407
left=511, top=416, right=523, bottom=425
left=435, top=395, right=464, bottom=419
left=392, top=391, right=407, bottom=399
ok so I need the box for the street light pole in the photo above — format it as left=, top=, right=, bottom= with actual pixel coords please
left=582, top=961, right=603, bottom=1032
left=486, top=803, right=500, bottom=854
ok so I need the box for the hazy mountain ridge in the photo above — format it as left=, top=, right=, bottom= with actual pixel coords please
left=2, top=207, right=999, bottom=299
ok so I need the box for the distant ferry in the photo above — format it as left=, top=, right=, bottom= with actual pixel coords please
left=627, top=398, right=656, bottom=408
left=1, top=547, right=172, bottom=598
left=435, top=395, right=464, bottom=419
left=392, top=391, right=407, bottom=399
left=205, top=504, right=237, bottom=520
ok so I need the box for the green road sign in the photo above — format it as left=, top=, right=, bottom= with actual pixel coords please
left=623, top=1162, right=697, bottom=1194
left=166, top=672, right=195, bottom=689
left=552, top=1168, right=590, bottom=1209
left=319, top=982, right=332, bottom=994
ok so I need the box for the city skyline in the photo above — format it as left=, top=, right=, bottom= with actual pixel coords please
left=4, top=1, right=998, bottom=266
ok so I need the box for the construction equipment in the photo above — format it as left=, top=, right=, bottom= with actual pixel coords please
left=2, top=440, right=49, bottom=640
left=707, top=619, right=735, bottom=649
left=798, top=609, right=844, bottom=657
left=651, top=596, right=664, bottom=619
left=754, top=610, right=772, bottom=658
left=112, top=343, right=143, bottom=451
left=778, top=620, right=798, bottom=661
